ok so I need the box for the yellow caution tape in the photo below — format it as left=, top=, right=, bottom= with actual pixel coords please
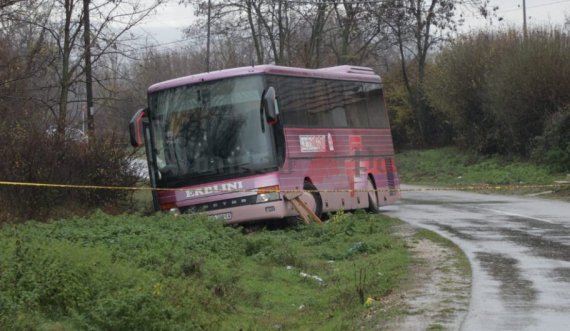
left=0, top=180, right=154, bottom=191
left=0, top=180, right=567, bottom=193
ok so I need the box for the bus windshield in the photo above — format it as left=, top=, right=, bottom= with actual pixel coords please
left=149, top=75, right=277, bottom=186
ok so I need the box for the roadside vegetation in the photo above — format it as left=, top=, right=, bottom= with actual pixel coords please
left=4, top=1, right=568, bottom=329
left=396, top=148, right=570, bottom=199
left=0, top=211, right=409, bottom=330
left=387, top=28, right=570, bottom=199
left=388, top=28, right=570, bottom=176
left=397, top=148, right=564, bottom=186
left=0, top=134, right=140, bottom=223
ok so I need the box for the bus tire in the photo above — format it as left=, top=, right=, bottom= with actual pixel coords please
left=367, top=177, right=380, bottom=213
left=304, top=181, right=323, bottom=219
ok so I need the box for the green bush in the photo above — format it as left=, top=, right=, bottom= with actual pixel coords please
left=486, top=29, right=570, bottom=156
left=531, top=110, right=570, bottom=172
left=0, top=131, right=140, bottom=223
left=425, top=32, right=502, bottom=153
left=426, top=28, right=570, bottom=158
left=384, top=62, right=453, bottom=149
left=384, top=69, right=422, bottom=149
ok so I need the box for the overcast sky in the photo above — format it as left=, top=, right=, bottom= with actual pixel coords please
left=133, top=0, right=570, bottom=51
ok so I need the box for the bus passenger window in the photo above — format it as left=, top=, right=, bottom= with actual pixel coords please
left=364, top=83, right=389, bottom=128
left=306, top=78, right=334, bottom=127
left=331, top=107, right=348, bottom=127
left=266, top=76, right=308, bottom=126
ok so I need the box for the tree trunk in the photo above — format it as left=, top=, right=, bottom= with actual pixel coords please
left=246, top=0, right=263, bottom=64
left=57, top=0, right=75, bottom=143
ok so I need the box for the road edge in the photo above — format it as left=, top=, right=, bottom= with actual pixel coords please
left=364, top=222, right=472, bottom=330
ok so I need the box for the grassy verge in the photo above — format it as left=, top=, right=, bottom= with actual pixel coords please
left=397, top=147, right=569, bottom=198
left=0, top=211, right=409, bottom=330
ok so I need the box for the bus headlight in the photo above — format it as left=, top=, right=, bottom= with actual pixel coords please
left=256, top=186, right=280, bottom=203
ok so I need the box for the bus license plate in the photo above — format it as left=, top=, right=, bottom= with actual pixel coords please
left=210, top=212, right=232, bottom=221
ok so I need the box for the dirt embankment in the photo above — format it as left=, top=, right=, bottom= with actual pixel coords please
left=363, top=223, right=472, bottom=330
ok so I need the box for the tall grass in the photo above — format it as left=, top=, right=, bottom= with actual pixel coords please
left=397, top=147, right=561, bottom=186
left=0, top=211, right=409, bottom=330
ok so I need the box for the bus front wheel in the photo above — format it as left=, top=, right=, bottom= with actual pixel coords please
left=304, top=181, right=323, bottom=219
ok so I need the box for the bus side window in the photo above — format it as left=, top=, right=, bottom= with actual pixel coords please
left=342, top=82, right=367, bottom=128
left=364, top=83, right=389, bottom=128
left=267, top=76, right=308, bottom=126
left=328, top=80, right=350, bottom=128
left=306, top=78, right=351, bottom=128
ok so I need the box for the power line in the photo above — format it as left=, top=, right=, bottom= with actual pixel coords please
left=284, top=0, right=389, bottom=4
left=498, top=0, right=570, bottom=14
left=126, top=0, right=570, bottom=56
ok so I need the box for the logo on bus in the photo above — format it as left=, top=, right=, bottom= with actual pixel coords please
left=185, top=181, right=244, bottom=198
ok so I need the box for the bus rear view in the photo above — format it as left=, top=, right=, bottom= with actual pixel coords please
left=130, top=65, right=400, bottom=224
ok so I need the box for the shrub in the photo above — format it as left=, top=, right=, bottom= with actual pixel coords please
left=384, top=63, right=453, bottom=149
left=486, top=29, right=570, bottom=156
left=531, top=109, right=570, bottom=172
left=0, top=130, right=140, bottom=223
left=426, top=28, right=570, bottom=158
left=425, top=32, right=503, bottom=154
left=384, top=69, right=422, bottom=149
left=0, top=36, right=141, bottom=223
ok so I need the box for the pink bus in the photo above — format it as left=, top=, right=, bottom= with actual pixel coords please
left=130, top=65, right=400, bottom=224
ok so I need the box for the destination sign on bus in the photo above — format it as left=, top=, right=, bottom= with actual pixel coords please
left=299, top=135, right=327, bottom=153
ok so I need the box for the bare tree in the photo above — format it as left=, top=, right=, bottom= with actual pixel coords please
left=187, top=0, right=353, bottom=68
left=381, top=0, right=491, bottom=145
left=327, top=1, right=383, bottom=65
left=0, top=0, right=22, bottom=10
left=2, top=0, right=163, bottom=140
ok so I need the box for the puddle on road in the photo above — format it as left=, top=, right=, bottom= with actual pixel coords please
left=504, top=216, right=568, bottom=232
left=447, top=203, right=498, bottom=216
left=550, top=268, right=570, bottom=283
left=476, top=252, right=538, bottom=309
left=435, top=224, right=477, bottom=241
left=401, top=199, right=507, bottom=206
left=499, top=228, right=570, bottom=262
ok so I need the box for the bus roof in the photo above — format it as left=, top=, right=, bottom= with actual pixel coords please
left=148, top=65, right=381, bottom=94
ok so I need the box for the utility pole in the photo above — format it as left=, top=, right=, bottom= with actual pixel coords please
left=206, top=0, right=211, bottom=72
left=83, top=0, right=95, bottom=137
left=523, top=0, right=527, bottom=39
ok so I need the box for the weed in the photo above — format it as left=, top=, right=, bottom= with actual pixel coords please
left=427, top=323, right=445, bottom=331
left=328, top=209, right=349, bottom=223
left=355, top=267, right=367, bottom=304
left=0, top=212, right=409, bottom=330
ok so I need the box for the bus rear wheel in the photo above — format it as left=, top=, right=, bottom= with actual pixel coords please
left=367, top=177, right=379, bottom=213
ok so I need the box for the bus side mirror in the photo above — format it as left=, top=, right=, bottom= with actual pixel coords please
left=129, top=108, right=147, bottom=147
left=262, top=87, right=279, bottom=125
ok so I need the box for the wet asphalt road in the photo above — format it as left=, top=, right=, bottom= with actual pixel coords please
left=383, top=185, right=570, bottom=331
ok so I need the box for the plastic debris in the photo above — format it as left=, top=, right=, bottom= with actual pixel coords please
left=348, top=241, right=367, bottom=255
left=299, top=272, right=324, bottom=285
